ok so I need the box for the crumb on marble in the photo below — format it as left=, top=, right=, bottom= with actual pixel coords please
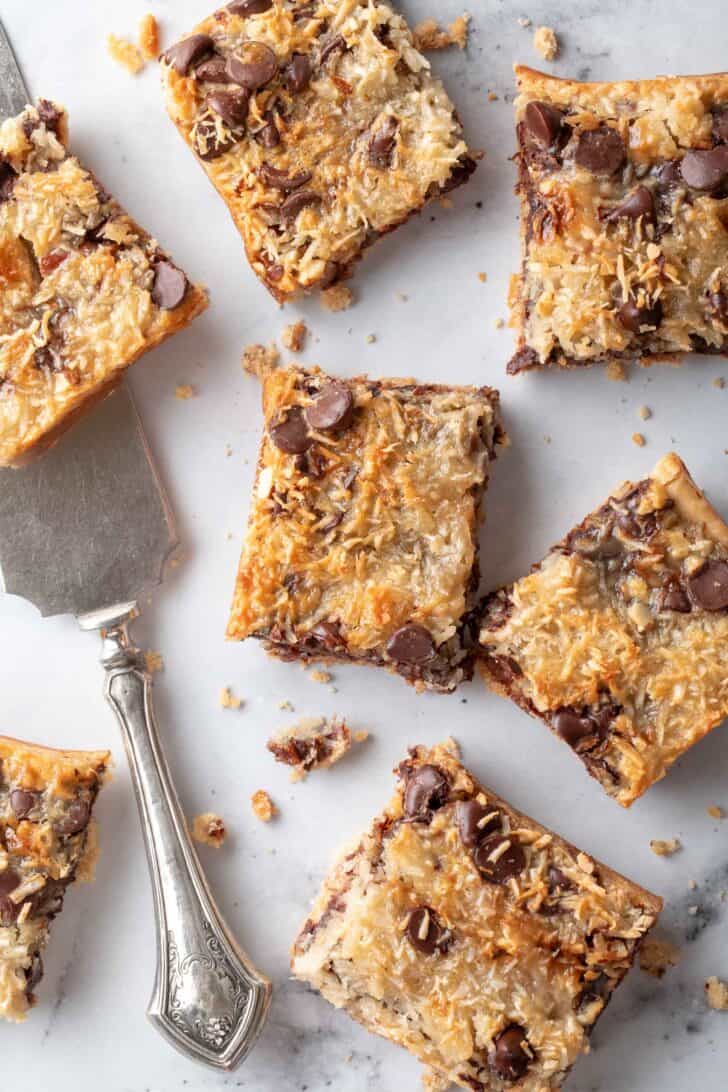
left=138, top=13, right=159, bottom=60
left=638, top=405, right=652, bottom=420
left=278, top=699, right=294, bottom=712
left=688, top=905, right=699, bottom=916
left=107, top=34, right=145, bottom=75
left=494, top=317, right=505, bottom=329
left=533, top=25, right=559, bottom=60
left=632, top=432, right=646, bottom=447
left=145, top=651, right=164, bottom=674
left=518, top=16, right=532, bottom=28
left=639, top=935, right=681, bottom=978
left=477, top=272, right=487, bottom=283
left=713, top=377, right=725, bottom=389
left=308, top=669, right=332, bottom=684
left=650, top=838, right=681, bottom=857
left=606, top=360, right=627, bottom=382
left=320, top=284, right=353, bottom=312
left=487, top=91, right=498, bottom=102
left=706, top=977, right=728, bottom=1011
left=366, top=333, right=376, bottom=344
left=267, top=716, right=357, bottom=781
left=191, top=812, right=227, bottom=848
left=242, top=341, right=279, bottom=379
left=707, top=805, right=725, bottom=819
left=413, top=14, right=470, bottom=51
left=281, top=319, right=307, bottom=353
left=175, top=384, right=195, bottom=400
left=220, top=686, right=243, bottom=710
left=251, top=789, right=277, bottom=823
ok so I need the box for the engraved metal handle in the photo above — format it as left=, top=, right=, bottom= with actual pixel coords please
left=84, top=605, right=271, bottom=1070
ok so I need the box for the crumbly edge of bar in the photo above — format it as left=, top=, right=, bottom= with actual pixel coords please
left=0, top=736, right=109, bottom=1020
left=160, top=2, right=475, bottom=302
left=507, top=65, right=728, bottom=373
left=229, top=367, right=505, bottom=692
left=291, top=742, right=661, bottom=1087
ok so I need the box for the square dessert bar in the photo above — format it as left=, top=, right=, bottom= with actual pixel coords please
left=509, top=66, right=728, bottom=373
left=292, top=741, right=661, bottom=1091
left=227, top=364, right=505, bottom=692
left=480, top=454, right=728, bottom=807
left=0, top=100, right=207, bottom=466
left=0, top=735, right=109, bottom=1021
left=161, top=0, right=475, bottom=301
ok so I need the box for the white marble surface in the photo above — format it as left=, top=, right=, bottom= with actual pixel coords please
left=1, top=0, right=728, bottom=1088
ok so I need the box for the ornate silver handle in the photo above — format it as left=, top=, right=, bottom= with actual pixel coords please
left=88, top=605, right=271, bottom=1070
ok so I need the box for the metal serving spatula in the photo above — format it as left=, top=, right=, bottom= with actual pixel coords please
left=0, top=23, right=270, bottom=1070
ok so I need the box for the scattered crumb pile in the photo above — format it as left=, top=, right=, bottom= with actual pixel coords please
left=639, top=935, right=681, bottom=979
left=242, top=341, right=280, bottom=379
left=706, top=977, right=728, bottom=1011
left=281, top=320, right=307, bottom=353
left=251, top=789, right=278, bottom=823
left=267, top=716, right=366, bottom=782
left=107, top=15, right=160, bottom=74
left=320, top=284, right=353, bottom=312
left=650, top=838, right=681, bottom=857
left=191, top=812, right=227, bottom=848
left=220, top=686, right=243, bottom=710
left=413, top=14, right=470, bottom=51
left=533, top=25, right=559, bottom=60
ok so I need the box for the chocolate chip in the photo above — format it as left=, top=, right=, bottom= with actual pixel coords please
left=165, top=34, right=215, bottom=75
left=440, top=153, right=478, bottom=193
left=0, top=868, right=20, bottom=897
left=226, top=42, right=278, bottom=90
left=604, top=185, right=655, bottom=224
left=228, top=0, right=273, bottom=13
left=194, top=54, right=229, bottom=83
left=473, top=834, right=526, bottom=884
left=0, top=895, right=18, bottom=925
left=680, top=146, right=728, bottom=191
left=456, top=800, right=501, bottom=848
left=260, top=163, right=312, bottom=191
left=492, top=1025, right=532, bottom=1081
left=36, top=99, right=62, bottom=134
left=280, top=190, right=321, bottom=220
left=10, top=788, right=38, bottom=818
left=547, top=866, right=573, bottom=893
left=708, top=288, right=728, bottom=325
left=206, top=89, right=250, bottom=128
left=269, top=405, right=311, bottom=454
left=403, top=764, right=449, bottom=821
left=308, top=620, right=345, bottom=650
left=688, top=560, right=728, bottom=611
left=368, top=115, right=398, bottom=168
left=151, top=261, right=188, bottom=310
left=55, top=799, right=90, bottom=837
left=304, top=383, right=354, bottom=431
left=713, top=105, right=728, bottom=144
left=292, top=3, right=316, bottom=21
left=319, top=34, right=346, bottom=65
left=386, top=623, right=436, bottom=664
left=284, top=52, right=312, bottom=93
left=524, top=101, right=565, bottom=148
left=617, top=296, right=663, bottom=333
left=406, top=907, right=449, bottom=955
left=194, top=113, right=237, bottom=159
left=33, top=346, right=61, bottom=373
left=256, top=114, right=281, bottom=147
left=575, top=126, right=625, bottom=175
left=481, top=654, right=522, bottom=686
left=552, top=706, right=613, bottom=752
left=0, top=160, right=17, bottom=203
left=656, top=580, right=691, bottom=613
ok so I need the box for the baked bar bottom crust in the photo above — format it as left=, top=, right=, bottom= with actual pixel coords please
left=292, top=741, right=661, bottom=1091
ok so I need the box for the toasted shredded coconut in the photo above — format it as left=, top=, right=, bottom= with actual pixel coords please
left=191, top=812, right=226, bottom=848
left=138, top=14, right=159, bottom=61
left=650, top=838, right=681, bottom=856
left=533, top=25, right=559, bottom=61
left=251, top=789, right=277, bottom=823
left=281, top=320, right=308, bottom=353
left=706, top=976, right=728, bottom=1010
left=413, top=14, right=470, bottom=51
left=107, top=34, right=145, bottom=75
left=320, top=284, right=353, bottom=312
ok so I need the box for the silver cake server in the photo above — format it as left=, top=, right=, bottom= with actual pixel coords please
left=0, top=21, right=270, bottom=1070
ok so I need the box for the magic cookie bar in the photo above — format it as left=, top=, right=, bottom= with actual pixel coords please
left=161, top=0, right=475, bottom=301
left=0, top=736, right=109, bottom=1021
left=227, top=365, right=504, bottom=691
left=292, top=741, right=661, bottom=1091
left=0, top=101, right=207, bottom=466
left=509, top=66, right=728, bottom=373
left=480, top=454, right=728, bottom=807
